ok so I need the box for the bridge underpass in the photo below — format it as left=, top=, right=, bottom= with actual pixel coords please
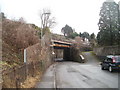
left=51, top=40, right=73, bottom=61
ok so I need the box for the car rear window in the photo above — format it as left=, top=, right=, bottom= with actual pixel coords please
left=115, top=57, right=120, bottom=62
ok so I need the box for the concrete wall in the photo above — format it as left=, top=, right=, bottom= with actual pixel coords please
left=93, top=46, right=120, bottom=56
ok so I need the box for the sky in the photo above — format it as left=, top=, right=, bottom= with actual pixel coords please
left=0, top=0, right=120, bottom=35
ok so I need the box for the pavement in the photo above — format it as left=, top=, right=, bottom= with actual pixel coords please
left=35, top=52, right=119, bottom=88
left=35, top=64, right=56, bottom=88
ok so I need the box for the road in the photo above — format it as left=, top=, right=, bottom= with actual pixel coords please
left=35, top=52, right=119, bottom=88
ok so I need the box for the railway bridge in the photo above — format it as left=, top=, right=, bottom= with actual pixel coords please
left=51, top=40, right=73, bottom=61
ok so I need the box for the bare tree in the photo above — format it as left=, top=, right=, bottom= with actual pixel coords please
left=40, top=9, right=56, bottom=37
left=18, top=17, right=26, bottom=23
left=40, top=9, right=56, bottom=28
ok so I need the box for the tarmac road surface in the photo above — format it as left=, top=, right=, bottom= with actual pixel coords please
left=36, top=52, right=119, bottom=88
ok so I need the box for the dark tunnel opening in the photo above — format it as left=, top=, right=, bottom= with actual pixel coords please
left=53, top=46, right=72, bottom=62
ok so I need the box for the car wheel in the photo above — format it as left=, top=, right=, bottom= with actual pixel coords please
left=109, top=66, right=113, bottom=72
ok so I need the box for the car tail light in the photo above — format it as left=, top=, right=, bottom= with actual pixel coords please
left=112, top=57, right=116, bottom=63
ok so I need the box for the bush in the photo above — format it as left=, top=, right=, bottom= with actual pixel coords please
left=2, top=19, right=40, bottom=52
left=2, top=19, right=40, bottom=66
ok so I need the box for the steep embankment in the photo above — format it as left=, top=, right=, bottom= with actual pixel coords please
left=2, top=19, right=40, bottom=70
left=2, top=41, right=22, bottom=70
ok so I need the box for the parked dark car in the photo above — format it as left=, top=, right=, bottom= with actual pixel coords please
left=101, top=55, right=120, bottom=72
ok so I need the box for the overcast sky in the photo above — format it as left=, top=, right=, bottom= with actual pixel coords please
left=1, top=0, right=120, bottom=35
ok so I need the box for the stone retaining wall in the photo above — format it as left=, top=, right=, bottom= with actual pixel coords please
left=93, top=46, right=120, bottom=56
